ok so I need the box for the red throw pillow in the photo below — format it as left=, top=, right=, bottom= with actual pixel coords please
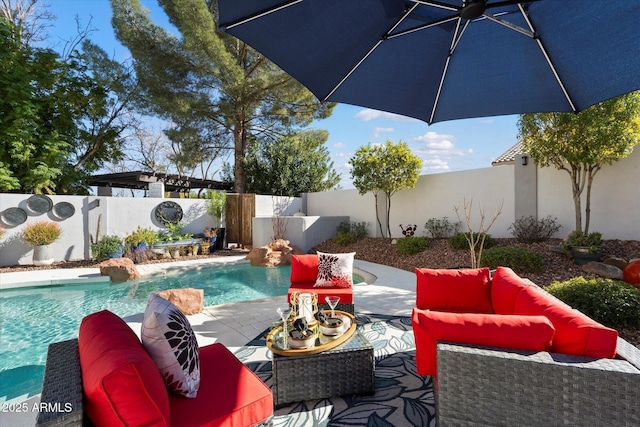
left=514, top=285, right=618, bottom=358
left=79, top=310, right=170, bottom=427
left=415, top=267, right=492, bottom=313
left=290, top=254, right=319, bottom=283
left=412, top=308, right=555, bottom=376
left=491, top=266, right=534, bottom=315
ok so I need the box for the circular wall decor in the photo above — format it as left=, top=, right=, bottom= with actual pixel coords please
left=26, top=195, right=53, bottom=214
left=154, top=201, right=183, bottom=225
left=52, top=202, right=75, bottom=220
left=1, top=207, right=28, bottom=226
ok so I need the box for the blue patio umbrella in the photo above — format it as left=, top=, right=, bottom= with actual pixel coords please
left=218, top=0, right=640, bottom=124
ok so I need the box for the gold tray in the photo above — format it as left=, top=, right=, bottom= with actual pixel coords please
left=266, top=310, right=356, bottom=356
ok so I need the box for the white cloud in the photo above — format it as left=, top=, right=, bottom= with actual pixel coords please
left=333, top=142, right=346, bottom=149
left=413, top=131, right=473, bottom=156
left=354, top=109, right=417, bottom=122
left=373, top=127, right=394, bottom=138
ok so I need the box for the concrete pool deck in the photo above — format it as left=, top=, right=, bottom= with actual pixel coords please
left=0, top=257, right=416, bottom=426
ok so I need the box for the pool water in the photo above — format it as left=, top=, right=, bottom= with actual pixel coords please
left=0, top=264, right=292, bottom=402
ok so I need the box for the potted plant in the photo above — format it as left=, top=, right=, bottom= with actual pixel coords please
left=124, top=226, right=158, bottom=251
left=91, top=235, right=124, bottom=261
left=21, top=221, right=62, bottom=266
left=562, top=230, right=604, bottom=265
left=206, top=191, right=226, bottom=249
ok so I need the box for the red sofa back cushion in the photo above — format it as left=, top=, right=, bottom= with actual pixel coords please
left=491, top=266, right=533, bottom=314
left=415, top=267, right=492, bottom=313
left=514, top=285, right=618, bottom=358
left=79, top=310, right=170, bottom=427
left=412, top=308, right=555, bottom=376
left=290, top=254, right=319, bottom=283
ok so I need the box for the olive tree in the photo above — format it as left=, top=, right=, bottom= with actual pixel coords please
left=518, top=91, right=640, bottom=233
left=349, top=140, right=422, bottom=237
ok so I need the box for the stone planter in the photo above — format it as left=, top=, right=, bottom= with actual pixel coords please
left=33, top=245, right=54, bottom=266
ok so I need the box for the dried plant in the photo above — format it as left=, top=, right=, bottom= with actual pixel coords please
left=454, top=198, right=503, bottom=268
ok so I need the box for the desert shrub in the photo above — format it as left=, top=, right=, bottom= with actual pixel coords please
left=424, top=217, right=460, bottom=239
left=333, top=221, right=368, bottom=246
left=480, top=247, right=544, bottom=274
left=450, top=232, right=495, bottom=250
left=397, top=236, right=429, bottom=255
left=509, top=215, right=561, bottom=243
left=546, top=277, right=640, bottom=329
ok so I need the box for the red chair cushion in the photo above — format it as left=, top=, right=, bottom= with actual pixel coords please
left=491, top=266, right=534, bottom=315
left=412, top=308, right=555, bottom=376
left=288, top=281, right=354, bottom=304
left=514, top=285, right=618, bottom=358
left=290, top=254, right=319, bottom=283
left=170, top=343, right=273, bottom=427
left=415, top=267, right=492, bottom=313
left=78, top=310, right=170, bottom=427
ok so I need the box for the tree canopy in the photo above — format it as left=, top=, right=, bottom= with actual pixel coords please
left=244, top=130, right=340, bottom=197
left=110, top=0, right=335, bottom=193
left=518, top=91, right=640, bottom=233
left=349, top=140, right=422, bottom=237
left=0, top=10, right=139, bottom=194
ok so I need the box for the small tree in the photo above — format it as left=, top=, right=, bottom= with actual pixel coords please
left=349, top=140, right=422, bottom=237
left=454, top=198, right=503, bottom=269
left=518, top=91, right=640, bottom=233
left=206, top=191, right=226, bottom=228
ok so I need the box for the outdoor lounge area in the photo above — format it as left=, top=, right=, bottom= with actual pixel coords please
left=6, top=257, right=635, bottom=427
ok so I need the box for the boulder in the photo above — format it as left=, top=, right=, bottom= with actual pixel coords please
left=157, top=288, right=204, bottom=315
left=581, top=262, right=624, bottom=280
left=602, top=257, right=628, bottom=270
left=246, top=240, right=305, bottom=267
left=99, top=258, right=140, bottom=282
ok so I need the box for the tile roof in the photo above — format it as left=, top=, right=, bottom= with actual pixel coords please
left=492, top=141, right=524, bottom=166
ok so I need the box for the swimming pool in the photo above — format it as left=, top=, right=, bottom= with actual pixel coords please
left=0, top=263, right=293, bottom=403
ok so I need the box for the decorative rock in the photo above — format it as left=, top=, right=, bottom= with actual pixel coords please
left=602, top=257, right=628, bottom=271
left=157, top=288, right=204, bottom=315
left=246, top=240, right=304, bottom=267
left=581, top=262, right=624, bottom=280
left=99, top=258, right=140, bottom=282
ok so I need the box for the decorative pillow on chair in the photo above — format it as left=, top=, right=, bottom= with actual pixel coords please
left=314, top=251, right=355, bottom=288
left=141, top=293, right=200, bottom=398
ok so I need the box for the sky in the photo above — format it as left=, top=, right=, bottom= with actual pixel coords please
left=41, top=0, right=521, bottom=189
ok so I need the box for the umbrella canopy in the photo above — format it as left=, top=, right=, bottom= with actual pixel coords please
left=218, top=0, right=640, bottom=124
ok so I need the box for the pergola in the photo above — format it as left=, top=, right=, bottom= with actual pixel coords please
left=88, top=171, right=232, bottom=194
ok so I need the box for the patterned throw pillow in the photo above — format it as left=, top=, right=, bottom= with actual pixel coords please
left=141, top=293, right=200, bottom=398
left=314, top=251, right=355, bottom=288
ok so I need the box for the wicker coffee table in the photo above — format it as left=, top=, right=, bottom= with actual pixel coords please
left=271, top=331, right=375, bottom=407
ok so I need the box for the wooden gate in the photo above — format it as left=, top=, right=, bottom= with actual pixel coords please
left=225, top=193, right=255, bottom=248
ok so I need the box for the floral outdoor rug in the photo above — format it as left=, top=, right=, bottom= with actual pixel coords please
left=234, top=313, right=436, bottom=427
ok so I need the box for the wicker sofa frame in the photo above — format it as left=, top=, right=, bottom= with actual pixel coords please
left=36, top=339, right=273, bottom=427
left=436, top=337, right=640, bottom=427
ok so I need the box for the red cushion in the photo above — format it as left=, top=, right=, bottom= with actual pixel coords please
left=170, top=343, right=273, bottom=427
left=288, top=281, right=354, bottom=304
left=411, top=308, right=555, bottom=376
left=78, top=310, right=170, bottom=427
left=491, top=266, right=533, bottom=315
left=415, top=268, right=492, bottom=313
left=514, top=286, right=618, bottom=358
left=290, top=254, right=319, bottom=283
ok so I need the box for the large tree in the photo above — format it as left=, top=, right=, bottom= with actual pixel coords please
left=110, top=0, right=335, bottom=193
left=518, top=91, right=640, bottom=234
left=244, top=129, right=340, bottom=197
left=350, top=140, right=422, bottom=238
